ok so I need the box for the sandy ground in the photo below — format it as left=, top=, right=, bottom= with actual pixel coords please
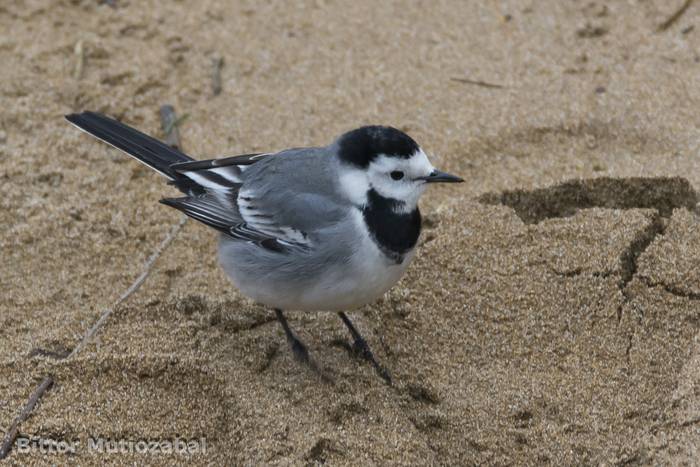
left=2, top=0, right=700, bottom=465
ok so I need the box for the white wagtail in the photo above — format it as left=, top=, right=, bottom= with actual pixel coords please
left=66, top=112, right=463, bottom=383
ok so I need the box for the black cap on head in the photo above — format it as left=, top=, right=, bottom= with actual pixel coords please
left=337, top=126, right=420, bottom=168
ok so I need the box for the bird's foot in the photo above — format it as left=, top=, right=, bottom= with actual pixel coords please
left=350, top=336, right=392, bottom=385
left=289, top=336, right=310, bottom=363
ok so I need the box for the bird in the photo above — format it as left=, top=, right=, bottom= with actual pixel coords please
left=65, top=111, right=463, bottom=383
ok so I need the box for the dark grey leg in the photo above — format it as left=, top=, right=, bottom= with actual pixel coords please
left=338, top=311, right=391, bottom=384
left=275, top=309, right=310, bottom=363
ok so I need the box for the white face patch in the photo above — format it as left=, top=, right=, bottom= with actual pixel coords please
left=337, top=149, right=435, bottom=211
left=366, top=149, right=434, bottom=212
left=338, top=165, right=371, bottom=206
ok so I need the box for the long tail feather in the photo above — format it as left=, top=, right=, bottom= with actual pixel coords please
left=65, top=111, right=193, bottom=180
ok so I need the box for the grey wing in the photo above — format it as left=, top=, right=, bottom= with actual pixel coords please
left=161, top=147, right=344, bottom=253
left=236, top=147, right=348, bottom=238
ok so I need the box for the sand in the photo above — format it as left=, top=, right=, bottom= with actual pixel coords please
left=2, top=0, right=700, bottom=465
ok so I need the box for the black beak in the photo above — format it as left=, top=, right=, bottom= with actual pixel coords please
left=419, top=169, right=464, bottom=183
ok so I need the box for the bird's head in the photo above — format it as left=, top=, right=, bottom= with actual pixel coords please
left=335, top=126, right=462, bottom=212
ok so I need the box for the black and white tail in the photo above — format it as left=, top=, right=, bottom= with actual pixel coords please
left=65, top=111, right=194, bottom=181
left=65, top=111, right=281, bottom=245
left=65, top=111, right=266, bottom=195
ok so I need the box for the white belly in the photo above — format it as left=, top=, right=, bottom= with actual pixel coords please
left=297, top=229, right=415, bottom=311
left=219, top=209, right=416, bottom=311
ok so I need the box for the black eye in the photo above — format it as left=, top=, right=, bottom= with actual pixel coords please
left=390, top=171, right=404, bottom=180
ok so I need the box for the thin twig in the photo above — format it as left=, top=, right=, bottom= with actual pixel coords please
left=0, top=216, right=186, bottom=459
left=73, top=40, right=85, bottom=80
left=211, top=55, right=224, bottom=96
left=658, top=0, right=694, bottom=32
left=68, top=215, right=187, bottom=358
left=0, top=376, right=54, bottom=460
left=159, top=105, right=187, bottom=150
left=0, top=107, right=190, bottom=458
left=164, top=114, right=189, bottom=141
left=450, top=77, right=505, bottom=89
